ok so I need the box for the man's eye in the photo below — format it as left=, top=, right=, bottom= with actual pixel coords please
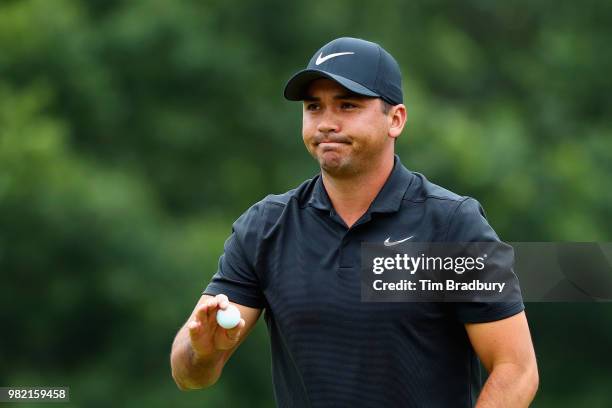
left=341, top=102, right=357, bottom=109
left=306, top=104, right=320, bottom=111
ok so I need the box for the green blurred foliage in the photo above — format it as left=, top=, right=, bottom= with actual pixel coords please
left=1, top=0, right=611, bottom=406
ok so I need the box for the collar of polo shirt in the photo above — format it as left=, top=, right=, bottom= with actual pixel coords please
left=306, top=155, right=415, bottom=215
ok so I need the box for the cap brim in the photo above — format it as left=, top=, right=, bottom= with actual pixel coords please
left=283, top=69, right=379, bottom=101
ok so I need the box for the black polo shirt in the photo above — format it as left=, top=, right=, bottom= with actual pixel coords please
left=204, top=155, right=524, bottom=408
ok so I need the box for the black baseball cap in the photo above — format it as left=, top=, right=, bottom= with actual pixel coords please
left=284, top=37, right=403, bottom=105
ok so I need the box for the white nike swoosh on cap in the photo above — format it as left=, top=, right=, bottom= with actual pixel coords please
left=315, top=51, right=355, bottom=65
left=383, top=236, right=414, bottom=246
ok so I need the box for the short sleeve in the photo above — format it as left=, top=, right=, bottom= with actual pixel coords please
left=203, top=201, right=267, bottom=309
left=446, top=198, right=524, bottom=323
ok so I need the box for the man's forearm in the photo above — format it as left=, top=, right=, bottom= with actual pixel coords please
left=170, top=329, right=227, bottom=390
left=476, top=362, right=539, bottom=407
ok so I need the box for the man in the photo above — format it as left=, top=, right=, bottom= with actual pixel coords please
left=171, top=37, right=539, bottom=407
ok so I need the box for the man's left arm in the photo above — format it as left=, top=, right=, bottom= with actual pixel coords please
left=465, top=311, right=539, bottom=407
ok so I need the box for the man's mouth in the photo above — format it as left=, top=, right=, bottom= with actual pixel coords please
left=316, top=141, right=350, bottom=153
left=315, top=137, right=351, bottom=146
left=318, top=141, right=348, bottom=146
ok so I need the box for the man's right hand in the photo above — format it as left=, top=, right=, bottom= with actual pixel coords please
left=171, top=293, right=261, bottom=390
left=187, top=294, right=246, bottom=358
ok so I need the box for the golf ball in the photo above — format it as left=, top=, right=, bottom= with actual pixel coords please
left=216, top=304, right=241, bottom=329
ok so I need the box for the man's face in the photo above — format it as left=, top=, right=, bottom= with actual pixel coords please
left=302, top=79, right=394, bottom=178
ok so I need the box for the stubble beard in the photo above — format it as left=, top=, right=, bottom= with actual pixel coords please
left=316, top=149, right=343, bottom=173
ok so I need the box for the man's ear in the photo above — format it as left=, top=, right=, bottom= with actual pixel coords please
left=388, top=104, right=407, bottom=140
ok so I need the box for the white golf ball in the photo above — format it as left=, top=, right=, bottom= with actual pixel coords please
left=216, top=304, right=241, bottom=329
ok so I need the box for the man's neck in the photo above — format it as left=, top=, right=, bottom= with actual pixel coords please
left=321, top=155, right=395, bottom=228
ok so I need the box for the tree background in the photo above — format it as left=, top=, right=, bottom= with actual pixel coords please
left=1, top=0, right=611, bottom=406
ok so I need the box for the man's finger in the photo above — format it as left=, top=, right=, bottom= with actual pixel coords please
left=215, top=294, right=230, bottom=310
left=196, top=299, right=217, bottom=323
left=195, top=302, right=210, bottom=323
left=206, top=298, right=223, bottom=325
left=188, top=320, right=201, bottom=338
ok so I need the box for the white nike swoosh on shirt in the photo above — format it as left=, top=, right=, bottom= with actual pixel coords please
left=315, top=51, right=355, bottom=65
left=383, top=236, right=414, bottom=246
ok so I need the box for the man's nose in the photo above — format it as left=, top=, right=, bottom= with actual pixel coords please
left=317, top=109, right=341, bottom=134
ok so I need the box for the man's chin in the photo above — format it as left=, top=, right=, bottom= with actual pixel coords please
left=318, top=156, right=357, bottom=178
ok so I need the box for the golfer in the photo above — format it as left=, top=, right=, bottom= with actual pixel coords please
left=171, top=37, right=539, bottom=407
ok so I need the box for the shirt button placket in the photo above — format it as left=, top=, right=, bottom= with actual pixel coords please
left=339, top=232, right=352, bottom=269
